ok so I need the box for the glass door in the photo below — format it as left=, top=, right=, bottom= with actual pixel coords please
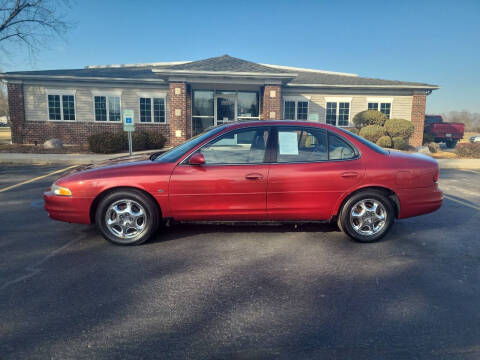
left=215, top=94, right=236, bottom=125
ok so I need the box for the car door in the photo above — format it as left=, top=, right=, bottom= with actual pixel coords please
left=267, top=126, right=365, bottom=220
left=169, top=126, right=271, bottom=220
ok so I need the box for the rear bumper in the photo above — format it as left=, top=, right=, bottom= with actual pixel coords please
left=44, top=191, right=93, bottom=224
left=397, top=184, right=443, bottom=219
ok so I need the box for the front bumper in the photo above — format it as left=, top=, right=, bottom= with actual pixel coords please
left=44, top=191, right=94, bottom=224
left=397, top=183, right=443, bottom=219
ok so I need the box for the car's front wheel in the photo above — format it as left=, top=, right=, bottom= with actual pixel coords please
left=95, top=189, right=160, bottom=245
left=338, top=190, right=395, bottom=243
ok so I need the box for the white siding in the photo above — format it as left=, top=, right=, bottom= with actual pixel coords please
left=24, top=84, right=170, bottom=123
left=282, top=89, right=413, bottom=126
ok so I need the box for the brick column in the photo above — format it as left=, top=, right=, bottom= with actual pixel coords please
left=169, top=82, right=188, bottom=147
left=7, top=82, right=25, bottom=144
left=261, top=85, right=282, bottom=120
left=410, top=93, right=426, bottom=147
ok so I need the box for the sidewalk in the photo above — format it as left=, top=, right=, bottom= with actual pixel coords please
left=0, top=149, right=164, bottom=165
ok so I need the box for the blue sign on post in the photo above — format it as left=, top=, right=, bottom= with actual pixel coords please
left=122, top=110, right=135, bottom=156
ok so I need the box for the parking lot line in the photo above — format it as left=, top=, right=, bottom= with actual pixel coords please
left=443, top=194, right=480, bottom=211
left=0, top=165, right=78, bottom=193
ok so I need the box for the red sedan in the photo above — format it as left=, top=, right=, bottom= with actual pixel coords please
left=44, top=121, right=442, bottom=245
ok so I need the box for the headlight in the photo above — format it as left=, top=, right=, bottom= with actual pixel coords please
left=51, top=184, right=72, bottom=196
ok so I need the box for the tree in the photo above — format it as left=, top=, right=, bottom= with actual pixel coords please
left=0, top=0, right=71, bottom=59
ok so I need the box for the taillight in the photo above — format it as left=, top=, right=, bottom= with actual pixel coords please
left=433, top=168, right=439, bottom=183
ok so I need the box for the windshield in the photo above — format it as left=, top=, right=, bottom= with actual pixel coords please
left=155, top=125, right=227, bottom=163
left=337, top=128, right=389, bottom=155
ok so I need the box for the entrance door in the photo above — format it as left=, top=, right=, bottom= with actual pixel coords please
left=215, top=94, right=236, bottom=125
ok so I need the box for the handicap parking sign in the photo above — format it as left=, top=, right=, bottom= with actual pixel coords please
left=122, top=110, right=135, bottom=132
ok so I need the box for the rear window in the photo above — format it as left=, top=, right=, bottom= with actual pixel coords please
left=337, top=128, right=389, bottom=155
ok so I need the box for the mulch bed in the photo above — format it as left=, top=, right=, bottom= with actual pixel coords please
left=0, top=144, right=92, bottom=154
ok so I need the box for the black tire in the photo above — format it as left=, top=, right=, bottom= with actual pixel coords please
left=338, top=190, right=395, bottom=243
left=445, top=139, right=457, bottom=148
left=95, top=189, right=160, bottom=245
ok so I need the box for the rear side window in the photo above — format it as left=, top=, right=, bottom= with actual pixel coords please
left=328, top=134, right=356, bottom=160
left=277, top=128, right=328, bottom=163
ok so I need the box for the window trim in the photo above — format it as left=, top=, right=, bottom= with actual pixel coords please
left=182, top=126, right=273, bottom=166
left=270, top=125, right=361, bottom=164
left=138, top=94, right=167, bottom=124
left=325, top=100, right=351, bottom=127
left=93, top=94, right=122, bottom=122
left=367, top=97, right=393, bottom=119
left=283, top=96, right=310, bottom=121
left=46, top=89, right=77, bottom=122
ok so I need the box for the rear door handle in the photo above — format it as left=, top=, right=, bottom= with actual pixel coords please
left=341, top=172, right=359, bottom=178
left=245, top=173, right=264, bottom=180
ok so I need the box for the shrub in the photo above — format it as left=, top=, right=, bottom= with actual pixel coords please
left=423, top=132, right=435, bottom=144
left=455, top=143, right=480, bottom=158
left=376, top=135, right=392, bottom=148
left=392, top=136, right=408, bottom=150
left=359, top=125, right=385, bottom=143
left=88, top=132, right=126, bottom=153
left=427, top=142, right=440, bottom=153
left=147, top=132, right=167, bottom=149
left=384, top=118, right=415, bottom=139
left=346, top=127, right=360, bottom=135
left=353, top=110, right=388, bottom=129
left=88, top=131, right=167, bottom=153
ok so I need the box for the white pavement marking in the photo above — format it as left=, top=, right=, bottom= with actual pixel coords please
left=0, top=235, right=83, bottom=291
left=443, top=194, right=480, bottom=211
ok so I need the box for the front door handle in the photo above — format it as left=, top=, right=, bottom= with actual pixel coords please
left=245, top=173, right=264, bottom=180
left=341, top=172, right=359, bottom=178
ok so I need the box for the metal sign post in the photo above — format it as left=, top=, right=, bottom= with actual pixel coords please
left=122, top=109, right=135, bottom=156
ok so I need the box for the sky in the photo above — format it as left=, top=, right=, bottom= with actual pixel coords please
left=1, top=0, right=479, bottom=114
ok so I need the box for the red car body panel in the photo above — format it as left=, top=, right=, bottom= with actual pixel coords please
left=44, top=121, right=443, bottom=226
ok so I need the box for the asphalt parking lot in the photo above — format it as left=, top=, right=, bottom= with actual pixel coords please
left=0, top=164, right=479, bottom=359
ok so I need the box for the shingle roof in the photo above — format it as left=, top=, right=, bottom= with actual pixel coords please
left=1, top=54, right=438, bottom=88
left=165, top=55, right=288, bottom=73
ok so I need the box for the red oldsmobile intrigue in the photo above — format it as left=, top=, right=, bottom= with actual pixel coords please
left=44, top=121, right=442, bottom=245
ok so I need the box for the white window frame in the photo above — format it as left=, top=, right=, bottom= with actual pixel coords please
left=367, top=97, right=393, bottom=118
left=283, top=96, right=310, bottom=120
left=46, top=89, right=76, bottom=122
left=92, top=93, right=122, bottom=122
left=137, top=92, right=167, bottom=124
left=325, top=97, right=352, bottom=127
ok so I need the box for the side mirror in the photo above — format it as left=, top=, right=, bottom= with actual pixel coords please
left=188, top=152, right=205, bottom=165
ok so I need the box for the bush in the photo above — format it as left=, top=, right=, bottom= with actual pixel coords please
left=359, top=125, right=385, bottom=143
left=88, top=132, right=126, bottom=153
left=392, top=136, right=408, bottom=150
left=88, top=131, right=167, bottom=153
left=455, top=143, right=480, bottom=158
left=376, top=135, right=392, bottom=148
left=427, top=142, right=441, bottom=153
left=346, top=127, right=360, bottom=135
left=353, top=110, right=388, bottom=129
left=423, top=132, right=435, bottom=144
left=384, top=119, right=415, bottom=139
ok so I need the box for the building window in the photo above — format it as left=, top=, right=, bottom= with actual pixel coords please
left=48, top=94, right=75, bottom=121
left=368, top=102, right=391, bottom=118
left=326, top=102, right=350, bottom=127
left=139, top=97, right=165, bottom=123
left=94, top=96, right=120, bottom=122
left=283, top=100, right=309, bottom=120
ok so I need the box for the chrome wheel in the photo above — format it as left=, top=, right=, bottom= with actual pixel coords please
left=105, top=199, right=147, bottom=241
left=349, top=199, right=387, bottom=236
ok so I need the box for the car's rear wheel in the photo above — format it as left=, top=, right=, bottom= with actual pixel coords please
left=338, top=190, right=394, bottom=243
left=95, top=189, right=160, bottom=245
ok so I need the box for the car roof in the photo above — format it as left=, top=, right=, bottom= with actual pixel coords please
left=222, top=120, right=337, bottom=131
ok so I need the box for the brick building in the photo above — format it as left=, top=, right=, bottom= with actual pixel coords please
left=0, top=55, right=438, bottom=147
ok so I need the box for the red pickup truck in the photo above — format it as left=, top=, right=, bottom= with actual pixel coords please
left=424, top=115, right=465, bottom=148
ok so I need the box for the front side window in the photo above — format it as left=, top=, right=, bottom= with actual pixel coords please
left=140, top=97, right=165, bottom=123
left=326, top=102, right=350, bottom=127
left=368, top=102, right=391, bottom=118
left=48, top=94, right=75, bottom=121
left=95, top=96, right=120, bottom=121
left=199, top=128, right=269, bottom=164
left=276, top=127, right=327, bottom=163
left=284, top=100, right=309, bottom=120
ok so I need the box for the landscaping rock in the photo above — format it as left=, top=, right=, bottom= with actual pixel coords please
left=43, top=138, right=63, bottom=149
left=416, top=146, right=431, bottom=154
